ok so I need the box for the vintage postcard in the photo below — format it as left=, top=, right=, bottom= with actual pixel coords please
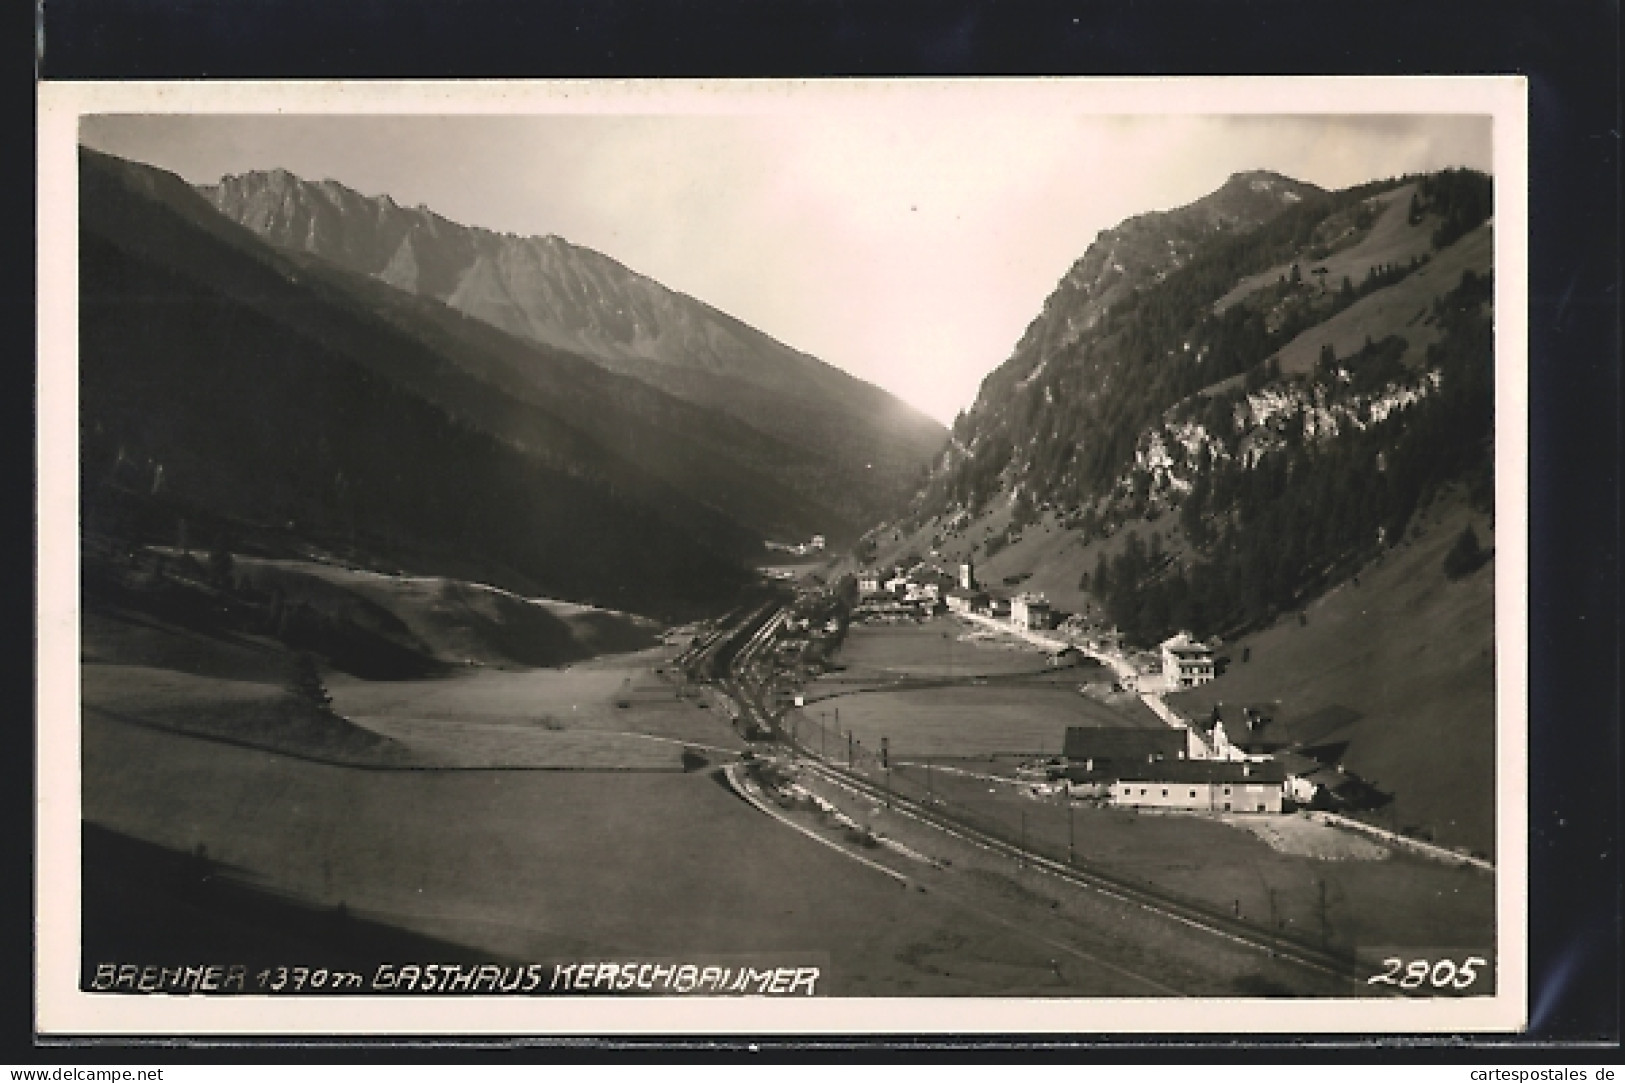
left=37, top=77, right=1528, bottom=1036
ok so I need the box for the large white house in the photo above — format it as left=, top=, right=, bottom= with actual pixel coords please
left=1112, top=759, right=1285, bottom=813
left=1160, top=631, right=1216, bottom=688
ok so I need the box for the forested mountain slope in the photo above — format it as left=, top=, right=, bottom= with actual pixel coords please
left=80, top=148, right=756, bottom=618
left=204, top=169, right=945, bottom=539
left=892, top=167, right=1494, bottom=647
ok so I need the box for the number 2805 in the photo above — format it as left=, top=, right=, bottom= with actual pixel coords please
left=1367, top=955, right=1487, bottom=991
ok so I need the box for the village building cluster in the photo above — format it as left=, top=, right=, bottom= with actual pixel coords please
left=1047, top=726, right=1285, bottom=813
left=1038, top=703, right=1381, bottom=816
left=856, top=562, right=1216, bottom=690
left=849, top=558, right=1381, bottom=818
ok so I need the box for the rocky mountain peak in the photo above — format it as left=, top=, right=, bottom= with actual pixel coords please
left=199, top=164, right=945, bottom=535
left=992, top=172, right=1325, bottom=392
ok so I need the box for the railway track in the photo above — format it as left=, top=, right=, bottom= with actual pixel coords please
left=682, top=599, right=783, bottom=683
left=791, top=753, right=1368, bottom=990
left=695, top=598, right=1376, bottom=993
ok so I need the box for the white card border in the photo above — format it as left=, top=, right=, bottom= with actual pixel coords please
left=36, top=76, right=1529, bottom=1037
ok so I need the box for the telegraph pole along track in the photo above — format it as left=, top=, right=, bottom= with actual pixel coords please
left=687, top=599, right=1383, bottom=997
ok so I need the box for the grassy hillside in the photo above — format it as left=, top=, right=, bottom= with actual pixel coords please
left=1213, top=182, right=1438, bottom=313
left=81, top=594, right=414, bottom=766
left=1272, top=222, right=1493, bottom=376
left=233, top=558, right=661, bottom=669
left=1167, top=490, right=1496, bottom=855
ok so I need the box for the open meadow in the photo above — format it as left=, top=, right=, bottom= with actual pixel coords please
left=326, top=648, right=751, bottom=768
left=804, top=617, right=1160, bottom=758
left=803, top=684, right=1161, bottom=759
left=829, top=618, right=1065, bottom=680
left=79, top=580, right=1200, bottom=996
left=82, top=712, right=1223, bottom=996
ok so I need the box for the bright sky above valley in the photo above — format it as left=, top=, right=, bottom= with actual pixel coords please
left=81, top=84, right=1494, bottom=425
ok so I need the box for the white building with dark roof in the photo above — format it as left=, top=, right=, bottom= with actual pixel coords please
left=1160, top=631, right=1215, bottom=688
left=1112, top=759, right=1285, bottom=813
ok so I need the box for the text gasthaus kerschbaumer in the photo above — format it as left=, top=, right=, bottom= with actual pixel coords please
left=89, top=961, right=822, bottom=995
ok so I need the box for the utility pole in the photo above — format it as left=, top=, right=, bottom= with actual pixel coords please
left=1068, top=800, right=1076, bottom=866
left=847, top=732, right=854, bottom=768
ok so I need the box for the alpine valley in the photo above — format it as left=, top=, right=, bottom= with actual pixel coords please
left=73, top=143, right=1500, bottom=996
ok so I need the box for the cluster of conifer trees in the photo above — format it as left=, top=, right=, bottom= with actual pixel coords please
left=1408, top=168, right=1495, bottom=249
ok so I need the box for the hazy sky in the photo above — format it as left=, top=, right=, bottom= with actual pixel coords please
left=81, top=101, right=1492, bottom=424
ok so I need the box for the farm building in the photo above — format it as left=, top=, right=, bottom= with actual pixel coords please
left=1160, top=631, right=1216, bottom=688
left=1112, top=760, right=1286, bottom=813
left=1274, top=750, right=1385, bottom=811
left=1048, top=645, right=1084, bottom=668
left=1278, top=751, right=1332, bottom=804
left=1090, top=627, right=1125, bottom=654
left=856, top=570, right=884, bottom=597
left=1061, top=726, right=1188, bottom=775
left=1201, top=703, right=1291, bottom=762
left=945, top=587, right=989, bottom=615
left=1010, top=592, right=1052, bottom=631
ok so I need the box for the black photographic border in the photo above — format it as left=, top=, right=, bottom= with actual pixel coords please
left=16, top=0, right=1621, bottom=1060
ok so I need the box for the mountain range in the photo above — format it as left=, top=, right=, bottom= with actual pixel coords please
left=78, top=147, right=955, bottom=616
left=204, top=168, right=945, bottom=536
left=999, top=171, right=1325, bottom=375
